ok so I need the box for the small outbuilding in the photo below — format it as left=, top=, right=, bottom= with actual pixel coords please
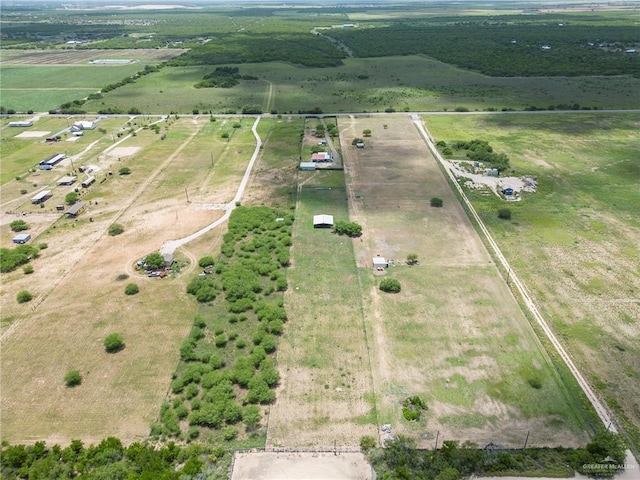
left=57, top=175, right=77, bottom=186
left=13, top=233, right=31, bottom=244
left=81, top=176, right=95, bottom=188
left=73, top=120, right=96, bottom=130
left=373, top=256, right=388, bottom=269
left=299, top=162, right=316, bottom=171
left=313, top=214, right=334, bottom=228
left=31, top=190, right=52, bottom=204
left=8, top=121, right=33, bottom=127
left=65, top=201, right=87, bottom=218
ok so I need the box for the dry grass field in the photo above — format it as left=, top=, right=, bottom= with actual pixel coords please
left=0, top=115, right=255, bottom=444
left=336, top=115, right=593, bottom=448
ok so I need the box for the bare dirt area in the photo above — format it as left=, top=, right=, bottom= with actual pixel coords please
left=14, top=131, right=51, bottom=138
left=338, top=115, right=590, bottom=448
left=0, top=117, right=244, bottom=444
left=231, top=451, right=373, bottom=480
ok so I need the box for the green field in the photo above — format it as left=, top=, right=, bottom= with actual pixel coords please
left=424, top=112, right=640, bottom=451
left=77, top=57, right=640, bottom=115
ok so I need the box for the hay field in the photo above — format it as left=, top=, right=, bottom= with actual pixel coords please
left=0, top=116, right=255, bottom=444
left=338, top=115, right=593, bottom=448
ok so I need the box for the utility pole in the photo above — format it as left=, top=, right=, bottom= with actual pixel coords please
left=185, top=187, right=190, bottom=203
left=523, top=430, right=530, bottom=449
left=434, top=430, right=440, bottom=450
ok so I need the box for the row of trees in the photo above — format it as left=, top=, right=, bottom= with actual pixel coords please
left=155, top=207, right=294, bottom=441
left=438, top=139, right=511, bottom=173
left=1, top=438, right=228, bottom=479
left=367, top=431, right=627, bottom=479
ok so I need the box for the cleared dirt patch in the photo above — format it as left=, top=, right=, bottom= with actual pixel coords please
left=231, top=451, right=373, bottom=480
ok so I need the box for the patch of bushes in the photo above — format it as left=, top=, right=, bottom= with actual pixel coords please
left=64, top=370, right=82, bottom=387
left=9, top=220, right=29, bottom=232
left=16, top=290, right=33, bottom=303
left=498, top=208, right=512, bottom=220
left=108, top=223, right=124, bottom=236
left=430, top=197, right=443, bottom=207
left=0, top=244, right=39, bottom=272
left=379, top=278, right=401, bottom=293
left=402, top=396, right=427, bottom=421
left=104, top=333, right=125, bottom=353
left=124, top=283, right=139, bottom=295
left=333, top=220, right=362, bottom=237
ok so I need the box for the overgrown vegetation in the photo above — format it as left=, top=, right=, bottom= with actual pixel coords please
left=9, top=220, right=29, bottom=232
left=379, top=278, right=401, bottom=293
left=153, top=206, right=293, bottom=442
left=1, top=244, right=39, bottom=273
left=0, top=438, right=230, bottom=479
left=368, top=431, right=627, bottom=479
left=442, top=139, right=511, bottom=173
left=333, top=220, right=362, bottom=238
left=332, top=23, right=640, bottom=77
left=195, top=67, right=242, bottom=89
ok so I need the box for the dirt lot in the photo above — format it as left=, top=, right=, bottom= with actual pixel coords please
left=231, top=452, right=373, bottom=480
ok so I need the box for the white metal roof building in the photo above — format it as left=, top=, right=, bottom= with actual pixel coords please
left=373, top=256, right=388, bottom=268
left=313, top=214, right=334, bottom=228
left=299, top=162, right=316, bottom=171
left=31, top=190, right=52, bottom=204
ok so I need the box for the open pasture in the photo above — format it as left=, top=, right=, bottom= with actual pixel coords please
left=80, top=56, right=640, bottom=116
left=0, top=115, right=258, bottom=444
left=266, top=172, right=378, bottom=448
left=0, top=49, right=185, bottom=112
left=339, top=115, right=594, bottom=447
left=423, top=112, right=640, bottom=451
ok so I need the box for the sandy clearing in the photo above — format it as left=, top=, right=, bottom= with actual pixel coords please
left=231, top=452, right=373, bottom=480
left=15, top=131, right=50, bottom=138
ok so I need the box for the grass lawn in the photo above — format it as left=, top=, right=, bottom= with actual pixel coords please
left=423, top=112, right=640, bottom=451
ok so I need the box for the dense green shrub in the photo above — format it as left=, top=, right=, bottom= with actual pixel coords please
left=9, top=220, right=29, bottom=232
left=498, top=208, right=512, bottom=220
left=124, top=283, right=139, bottom=295
left=64, top=370, right=82, bottom=387
left=16, top=290, right=33, bottom=303
left=334, top=220, right=363, bottom=237
left=1, top=244, right=39, bottom=273
left=108, top=223, right=124, bottom=236
left=430, top=197, right=443, bottom=207
left=103, top=333, right=125, bottom=353
left=380, top=278, right=401, bottom=293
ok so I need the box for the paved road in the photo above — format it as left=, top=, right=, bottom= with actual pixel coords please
left=411, top=114, right=640, bottom=476
left=159, top=116, right=263, bottom=257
